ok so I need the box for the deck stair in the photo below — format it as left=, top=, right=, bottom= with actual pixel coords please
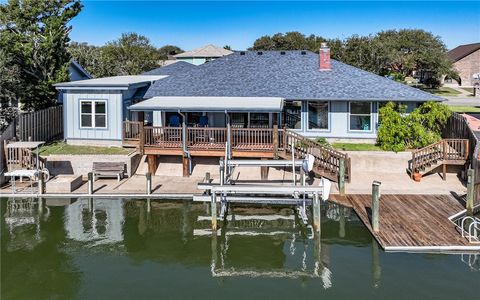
left=407, top=139, right=469, bottom=179
left=278, top=130, right=350, bottom=182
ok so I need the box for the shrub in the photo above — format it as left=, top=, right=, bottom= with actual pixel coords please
left=377, top=101, right=451, bottom=151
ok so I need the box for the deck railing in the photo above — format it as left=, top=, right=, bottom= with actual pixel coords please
left=281, top=129, right=351, bottom=182
left=410, top=139, right=469, bottom=178
left=123, top=121, right=142, bottom=142
left=123, top=122, right=350, bottom=181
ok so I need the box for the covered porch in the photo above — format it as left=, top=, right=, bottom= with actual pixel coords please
left=124, top=96, right=285, bottom=158
left=122, top=96, right=350, bottom=180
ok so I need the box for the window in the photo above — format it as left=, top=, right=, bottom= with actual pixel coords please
left=249, top=113, right=269, bottom=128
left=308, top=101, right=329, bottom=130
left=80, top=100, right=107, bottom=128
left=283, top=101, right=302, bottom=129
left=349, top=101, right=371, bottom=131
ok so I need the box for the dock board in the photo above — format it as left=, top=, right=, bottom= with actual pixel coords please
left=330, top=194, right=480, bottom=252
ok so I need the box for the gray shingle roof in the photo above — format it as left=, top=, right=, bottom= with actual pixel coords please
left=141, top=61, right=197, bottom=76
left=144, top=50, right=443, bottom=102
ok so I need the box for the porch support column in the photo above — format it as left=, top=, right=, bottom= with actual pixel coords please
left=260, top=157, right=269, bottom=180
left=226, top=111, right=232, bottom=159
left=182, top=155, right=190, bottom=177
left=147, top=155, right=157, bottom=175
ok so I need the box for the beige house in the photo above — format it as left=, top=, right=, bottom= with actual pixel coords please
left=447, top=43, right=480, bottom=86
left=174, top=44, right=233, bottom=65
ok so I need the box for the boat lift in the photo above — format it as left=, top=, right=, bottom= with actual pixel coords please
left=196, top=145, right=332, bottom=233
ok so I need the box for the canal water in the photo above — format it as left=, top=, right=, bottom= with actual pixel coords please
left=1, top=198, right=479, bottom=299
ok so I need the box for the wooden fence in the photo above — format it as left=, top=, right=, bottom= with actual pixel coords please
left=443, top=112, right=480, bottom=204
left=0, top=121, right=17, bottom=185
left=18, top=105, right=63, bottom=142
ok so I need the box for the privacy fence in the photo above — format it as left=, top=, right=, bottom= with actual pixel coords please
left=0, top=105, right=63, bottom=184
left=443, top=112, right=480, bottom=204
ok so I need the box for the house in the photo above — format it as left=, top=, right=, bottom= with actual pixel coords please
left=173, top=44, right=233, bottom=65
left=55, top=44, right=441, bottom=177
left=446, top=43, right=480, bottom=86
left=137, top=45, right=441, bottom=140
left=69, top=60, right=92, bottom=81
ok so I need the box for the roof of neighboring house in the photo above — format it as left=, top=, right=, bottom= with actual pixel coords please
left=54, top=75, right=166, bottom=90
left=69, top=60, right=93, bottom=79
left=174, top=44, right=233, bottom=58
left=141, top=61, right=197, bottom=76
left=145, top=50, right=443, bottom=102
left=448, top=43, right=480, bottom=62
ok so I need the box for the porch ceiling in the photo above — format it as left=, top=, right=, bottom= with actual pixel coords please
left=128, top=96, right=284, bottom=112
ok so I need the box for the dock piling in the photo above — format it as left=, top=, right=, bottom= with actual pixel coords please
left=146, top=172, right=152, bottom=195
left=372, top=181, right=381, bottom=232
left=219, top=158, right=225, bottom=186
left=339, top=158, right=345, bottom=196
left=38, top=172, right=45, bottom=195
left=88, top=172, right=94, bottom=195
left=312, top=192, right=321, bottom=233
left=466, top=168, right=475, bottom=215
left=147, top=198, right=151, bottom=213
left=211, top=192, right=217, bottom=231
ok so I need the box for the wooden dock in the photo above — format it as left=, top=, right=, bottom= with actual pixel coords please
left=330, top=194, right=480, bottom=252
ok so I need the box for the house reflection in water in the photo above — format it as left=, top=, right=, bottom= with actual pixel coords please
left=64, top=199, right=124, bottom=245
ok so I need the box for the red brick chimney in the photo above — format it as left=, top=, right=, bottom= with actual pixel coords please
left=319, top=42, right=331, bottom=71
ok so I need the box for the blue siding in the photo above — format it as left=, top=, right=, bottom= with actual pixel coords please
left=64, top=90, right=124, bottom=141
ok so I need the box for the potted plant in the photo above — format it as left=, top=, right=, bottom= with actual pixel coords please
left=413, top=172, right=422, bottom=182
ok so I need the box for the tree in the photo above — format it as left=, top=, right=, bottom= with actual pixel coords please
left=0, top=0, right=82, bottom=111
left=158, top=45, right=183, bottom=60
left=249, top=29, right=456, bottom=82
left=223, top=45, right=232, bottom=51
left=0, top=48, right=21, bottom=108
left=101, top=33, right=161, bottom=75
left=68, top=42, right=106, bottom=78
left=374, top=29, right=454, bottom=79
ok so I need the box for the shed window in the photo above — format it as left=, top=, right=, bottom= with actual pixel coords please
left=80, top=100, right=107, bottom=128
left=349, top=101, right=372, bottom=131
left=308, top=101, right=329, bottom=130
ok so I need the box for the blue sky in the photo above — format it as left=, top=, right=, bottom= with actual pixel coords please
left=69, top=1, right=480, bottom=50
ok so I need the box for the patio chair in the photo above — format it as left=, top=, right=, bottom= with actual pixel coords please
left=198, top=116, right=209, bottom=127
left=169, top=115, right=181, bottom=127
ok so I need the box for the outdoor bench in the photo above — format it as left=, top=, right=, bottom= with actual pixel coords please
left=92, top=162, right=125, bottom=181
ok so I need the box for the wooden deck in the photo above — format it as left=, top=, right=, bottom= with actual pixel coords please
left=123, top=121, right=351, bottom=181
left=330, top=194, right=480, bottom=252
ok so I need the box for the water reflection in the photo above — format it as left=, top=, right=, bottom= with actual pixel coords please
left=65, top=199, right=124, bottom=246
left=2, top=197, right=479, bottom=300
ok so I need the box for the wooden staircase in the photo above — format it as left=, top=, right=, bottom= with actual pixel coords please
left=407, top=139, right=469, bottom=180
left=277, top=129, right=351, bottom=182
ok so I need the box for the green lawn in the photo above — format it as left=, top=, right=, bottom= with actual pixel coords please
left=420, top=87, right=462, bottom=96
left=448, top=105, right=480, bottom=113
left=332, top=143, right=382, bottom=151
left=461, top=87, right=474, bottom=94
left=39, top=141, right=132, bottom=156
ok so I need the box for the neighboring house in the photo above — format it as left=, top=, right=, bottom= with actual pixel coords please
left=446, top=43, right=480, bottom=86
left=69, top=60, right=92, bottom=81
left=55, top=44, right=441, bottom=147
left=174, top=44, right=233, bottom=65
left=57, top=60, right=93, bottom=104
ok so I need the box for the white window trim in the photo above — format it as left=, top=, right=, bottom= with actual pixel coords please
left=307, top=101, right=330, bottom=131
left=348, top=101, right=373, bottom=132
left=80, top=100, right=107, bottom=129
